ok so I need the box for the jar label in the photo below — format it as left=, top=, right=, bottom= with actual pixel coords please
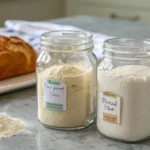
left=43, top=80, right=66, bottom=111
left=100, top=91, right=121, bottom=124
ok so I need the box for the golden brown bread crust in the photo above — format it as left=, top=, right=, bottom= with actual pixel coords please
left=0, top=36, right=37, bottom=80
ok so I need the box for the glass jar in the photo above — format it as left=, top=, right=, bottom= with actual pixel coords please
left=97, top=38, right=150, bottom=143
left=37, top=30, right=97, bottom=130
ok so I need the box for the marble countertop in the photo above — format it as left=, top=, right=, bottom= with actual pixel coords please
left=1, top=16, right=150, bottom=150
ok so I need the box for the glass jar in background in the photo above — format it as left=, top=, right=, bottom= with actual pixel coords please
left=97, top=38, right=150, bottom=143
left=36, top=30, right=97, bottom=130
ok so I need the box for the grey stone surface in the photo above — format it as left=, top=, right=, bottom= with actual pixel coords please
left=1, top=16, right=150, bottom=150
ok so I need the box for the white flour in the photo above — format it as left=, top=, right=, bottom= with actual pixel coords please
left=0, top=114, right=24, bottom=138
left=97, top=65, right=150, bottom=141
left=37, top=64, right=93, bottom=127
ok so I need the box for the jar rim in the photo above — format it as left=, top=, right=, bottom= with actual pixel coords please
left=40, top=30, right=93, bottom=51
left=41, top=30, right=93, bottom=39
left=103, top=38, right=150, bottom=59
left=104, top=38, right=150, bottom=51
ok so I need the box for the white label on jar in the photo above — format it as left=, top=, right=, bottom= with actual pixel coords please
left=100, top=91, right=121, bottom=124
left=43, top=80, right=66, bottom=111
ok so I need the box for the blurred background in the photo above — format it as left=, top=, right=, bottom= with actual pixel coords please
left=0, top=0, right=150, bottom=26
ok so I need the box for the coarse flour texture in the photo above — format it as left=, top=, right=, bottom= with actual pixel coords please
left=0, top=114, right=24, bottom=138
left=38, top=64, right=93, bottom=127
left=97, top=65, right=150, bottom=141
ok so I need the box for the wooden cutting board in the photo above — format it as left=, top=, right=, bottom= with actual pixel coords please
left=0, top=72, right=36, bottom=94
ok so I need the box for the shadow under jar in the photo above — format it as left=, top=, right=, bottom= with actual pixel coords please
left=36, top=30, right=97, bottom=130
left=97, top=38, right=150, bottom=143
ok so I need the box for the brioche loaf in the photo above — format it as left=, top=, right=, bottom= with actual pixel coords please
left=0, top=36, right=37, bottom=80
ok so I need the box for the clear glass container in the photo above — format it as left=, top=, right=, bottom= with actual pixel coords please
left=97, top=38, right=150, bottom=143
left=37, top=30, right=97, bottom=130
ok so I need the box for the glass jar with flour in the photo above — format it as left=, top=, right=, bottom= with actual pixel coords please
left=37, top=31, right=96, bottom=130
left=97, top=38, right=150, bottom=142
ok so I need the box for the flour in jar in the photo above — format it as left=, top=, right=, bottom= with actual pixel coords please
left=97, top=65, right=150, bottom=142
left=37, top=64, right=94, bottom=127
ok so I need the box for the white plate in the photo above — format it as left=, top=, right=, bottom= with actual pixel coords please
left=0, top=72, right=36, bottom=94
